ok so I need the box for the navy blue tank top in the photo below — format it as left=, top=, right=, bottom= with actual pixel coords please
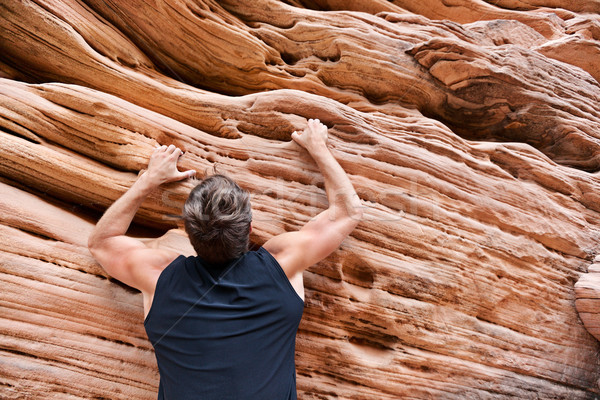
left=144, top=247, right=304, bottom=400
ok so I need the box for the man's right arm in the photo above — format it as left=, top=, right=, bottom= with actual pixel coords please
left=263, top=119, right=363, bottom=279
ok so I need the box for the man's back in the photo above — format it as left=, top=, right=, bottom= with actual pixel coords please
left=144, top=247, right=304, bottom=400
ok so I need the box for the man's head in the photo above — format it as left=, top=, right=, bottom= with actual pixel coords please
left=183, top=174, right=252, bottom=264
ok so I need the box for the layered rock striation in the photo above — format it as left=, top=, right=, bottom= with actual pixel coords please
left=1, top=0, right=600, bottom=398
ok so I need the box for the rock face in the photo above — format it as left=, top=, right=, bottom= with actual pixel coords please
left=1, top=0, right=600, bottom=398
left=576, top=257, right=600, bottom=344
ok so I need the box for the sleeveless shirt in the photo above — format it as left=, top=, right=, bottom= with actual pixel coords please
left=144, top=247, right=304, bottom=400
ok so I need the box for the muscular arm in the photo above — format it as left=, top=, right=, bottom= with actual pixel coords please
left=88, top=145, right=195, bottom=295
left=264, top=119, right=363, bottom=281
left=309, top=139, right=362, bottom=221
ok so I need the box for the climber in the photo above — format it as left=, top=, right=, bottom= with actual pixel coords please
left=87, top=119, right=363, bottom=399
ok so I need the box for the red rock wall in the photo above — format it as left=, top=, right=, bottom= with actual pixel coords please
left=1, top=0, right=600, bottom=398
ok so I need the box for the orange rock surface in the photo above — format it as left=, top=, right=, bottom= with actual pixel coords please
left=1, top=0, right=600, bottom=398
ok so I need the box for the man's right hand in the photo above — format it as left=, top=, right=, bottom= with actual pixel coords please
left=291, top=118, right=328, bottom=154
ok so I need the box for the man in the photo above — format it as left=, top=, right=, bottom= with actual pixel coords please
left=88, top=119, right=363, bottom=399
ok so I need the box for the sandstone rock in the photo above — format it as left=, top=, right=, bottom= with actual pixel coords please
left=1, top=0, right=600, bottom=398
left=576, top=270, right=600, bottom=343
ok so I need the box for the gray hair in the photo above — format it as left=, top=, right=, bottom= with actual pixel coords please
left=183, top=174, right=252, bottom=265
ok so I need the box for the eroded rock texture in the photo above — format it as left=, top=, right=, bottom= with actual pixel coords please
left=576, top=256, right=600, bottom=344
left=1, top=0, right=600, bottom=398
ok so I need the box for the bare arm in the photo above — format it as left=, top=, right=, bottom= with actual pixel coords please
left=263, top=119, right=363, bottom=279
left=88, top=145, right=195, bottom=295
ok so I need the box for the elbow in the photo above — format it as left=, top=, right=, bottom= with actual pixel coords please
left=343, top=195, right=364, bottom=225
left=87, top=231, right=103, bottom=256
left=349, top=200, right=364, bottom=222
left=88, top=224, right=108, bottom=252
left=351, top=210, right=363, bottom=230
left=349, top=207, right=363, bottom=223
left=343, top=206, right=364, bottom=231
left=87, top=236, right=98, bottom=258
left=87, top=235, right=109, bottom=273
left=87, top=231, right=98, bottom=251
left=336, top=202, right=364, bottom=228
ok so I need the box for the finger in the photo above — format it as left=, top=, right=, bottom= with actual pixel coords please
left=177, top=169, right=196, bottom=180
left=168, top=147, right=183, bottom=159
left=167, top=144, right=176, bottom=153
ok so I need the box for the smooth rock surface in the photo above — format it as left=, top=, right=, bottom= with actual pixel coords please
left=1, top=0, right=600, bottom=398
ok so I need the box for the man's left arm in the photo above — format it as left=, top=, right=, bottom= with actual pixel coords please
left=88, top=145, right=195, bottom=294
